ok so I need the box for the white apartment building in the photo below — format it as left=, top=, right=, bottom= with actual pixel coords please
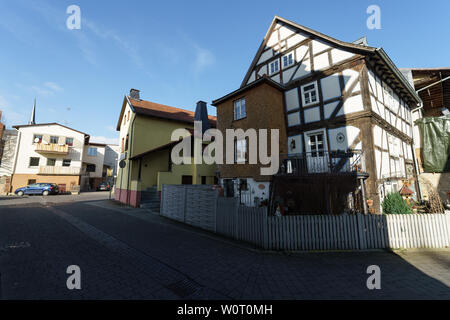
left=9, top=123, right=116, bottom=193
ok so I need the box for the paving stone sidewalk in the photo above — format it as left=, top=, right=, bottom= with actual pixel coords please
left=0, top=200, right=449, bottom=299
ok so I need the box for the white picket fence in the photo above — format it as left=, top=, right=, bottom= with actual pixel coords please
left=161, top=185, right=450, bottom=250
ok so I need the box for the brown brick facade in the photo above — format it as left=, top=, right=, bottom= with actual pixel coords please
left=215, top=82, right=287, bottom=182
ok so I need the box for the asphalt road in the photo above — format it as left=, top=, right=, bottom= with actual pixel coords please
left=0, top=197, right=449, bottom=299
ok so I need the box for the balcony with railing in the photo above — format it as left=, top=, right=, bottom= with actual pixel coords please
left=35, top=143, right=69, bottom=155
left=38, top=166, right=82, bottom=175
left=278, top=150, right=368, bottom=177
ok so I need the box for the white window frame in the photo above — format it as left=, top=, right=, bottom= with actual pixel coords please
left=65, top=137, right=74, bottom=147
left=301, top=81, right=319, bottom=107
left=235, top=139, right=247, bottom=164
left=50, top=136, right=59, bottom=144
left=269, top=59, right=279, bottom=75
left=282, top=52, right=294, bottom=68
left=234, top=98, right=246, bottom=120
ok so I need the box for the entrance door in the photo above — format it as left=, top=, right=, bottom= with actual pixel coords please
left=305, top=130, right=328, bottom=173
left=223, top=179, right=235, bottom=197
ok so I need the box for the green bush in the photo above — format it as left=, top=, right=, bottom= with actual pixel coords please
left=382, top=192, right=413, bottom=214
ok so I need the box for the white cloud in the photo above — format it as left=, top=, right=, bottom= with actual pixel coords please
left=193, top=44, right=215, bottom=72
left=44, top=82, right=63, bottom=92
left=0, top=95, right=29, bottom=127
left=83, top=19, right=143, bottom=67
left=90, top=136, right=119, bottom=145
left=29, top=81, right=63, bottom=97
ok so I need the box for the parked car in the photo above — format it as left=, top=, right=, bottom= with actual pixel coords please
left=97, top=182, right=111, bottom=191
left=15, top=183, right=59, bottom=196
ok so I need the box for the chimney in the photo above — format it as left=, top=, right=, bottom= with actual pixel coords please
left=194, top=100, right=210, bottom=134
left=129, top=88, right=140, bottom=100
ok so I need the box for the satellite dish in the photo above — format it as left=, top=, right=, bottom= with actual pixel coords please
left=34, top=138, right=40, bottom=143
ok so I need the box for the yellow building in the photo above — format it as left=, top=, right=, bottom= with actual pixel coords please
left=115, top=89, right=217, bottom=207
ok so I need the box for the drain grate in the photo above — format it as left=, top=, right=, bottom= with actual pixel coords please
left=165, top=279, right=199, bottom=298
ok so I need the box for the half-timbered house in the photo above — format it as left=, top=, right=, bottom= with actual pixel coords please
left=213, top=16, right=422, bottom=214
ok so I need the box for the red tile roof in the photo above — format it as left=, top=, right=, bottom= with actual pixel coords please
left=399, top=185, right=414, bottom=196
left=129, top=98, right=217, bottom=125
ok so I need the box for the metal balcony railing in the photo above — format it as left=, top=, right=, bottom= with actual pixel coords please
left=278, top=150, right=366, bottom=176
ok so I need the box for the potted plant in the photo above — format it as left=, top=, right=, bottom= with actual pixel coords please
left=366, top=197, right=373, bottom=207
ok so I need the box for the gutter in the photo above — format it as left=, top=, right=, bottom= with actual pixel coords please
left=375, top=48, right=422, bottom=104
left=125, top=95, right=137, bottom=206
left=410, top=101, right=424, bottom=202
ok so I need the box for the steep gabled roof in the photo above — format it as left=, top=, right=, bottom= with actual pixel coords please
left=212, top=76, right=284, bottom=106
left=116, top=96, right=217, bottom=131
left=240, top=15, right=421, bottom=105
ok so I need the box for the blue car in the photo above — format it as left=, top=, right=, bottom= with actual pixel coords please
left=15, top=183, right=59, bottom=196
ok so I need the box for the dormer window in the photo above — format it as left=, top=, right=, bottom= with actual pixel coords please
left=269, top=60, right=279, bottom=75
left=301, top=81, right=319, bottom=106
left=282, top=52, right=294, bottom=68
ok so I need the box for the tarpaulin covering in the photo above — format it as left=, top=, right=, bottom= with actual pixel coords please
left=417, top=116, right=450, bottom=172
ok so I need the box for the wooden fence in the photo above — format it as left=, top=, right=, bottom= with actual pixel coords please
left=160, top=185, right=450, bottom=250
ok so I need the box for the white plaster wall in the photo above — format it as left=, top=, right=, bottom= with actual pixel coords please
left=271, top=74, right=281, bottom=83
left=266, top=31, right=278, bottom=47
left=258, top=49, right=273, bottom=64
left=14, top=125, right=85, bottom=175
left=304, top=107, right=320, bottom=124
left=313, top=52, right=330, bottom=71
left=295, top=45, right=309, bottom=62
left=324, top=101, right=339, bottom=119
left=375, top=149, right=382, bottom=179
left=338, top=94, right=364, bottom=116
left=287, top=112, right=301, bottom=127
left=287, top=33, right=306, bottom=49
left=328, top=126, right=360, bottom=151
left=331, top=48, right=354, bottom=64
left=257, top=64, right=268, bottom=77
left=83, top=145, right=106, bottom=178
left=247, top=71, right=256, bottom=84
left=373, top=125, right=383, bottom=148
left=119, top=102, right=133, bottom=154
left=311, top=39, right=330, bottom=54
left=321, top=75, right=341, bottom=102
left=285, top=88, right=299, bottom=111
left=279, top=25, right=295, bottom=41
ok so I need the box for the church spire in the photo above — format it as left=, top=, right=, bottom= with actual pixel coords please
left=29, top=98, right=36, bottom=125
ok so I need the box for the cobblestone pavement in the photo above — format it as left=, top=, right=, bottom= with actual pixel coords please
left=0, top=200, right=449, bottom=299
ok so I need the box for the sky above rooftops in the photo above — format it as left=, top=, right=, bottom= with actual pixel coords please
left=0, top=0, right=448, bottom=144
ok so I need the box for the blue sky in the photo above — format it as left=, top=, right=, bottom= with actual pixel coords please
left=0, top=0, right=448, bottom=143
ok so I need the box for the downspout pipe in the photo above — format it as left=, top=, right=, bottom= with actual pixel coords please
left=126, top=97, right=137, bottom=206
left=410, top=101, right=423, bottom=202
